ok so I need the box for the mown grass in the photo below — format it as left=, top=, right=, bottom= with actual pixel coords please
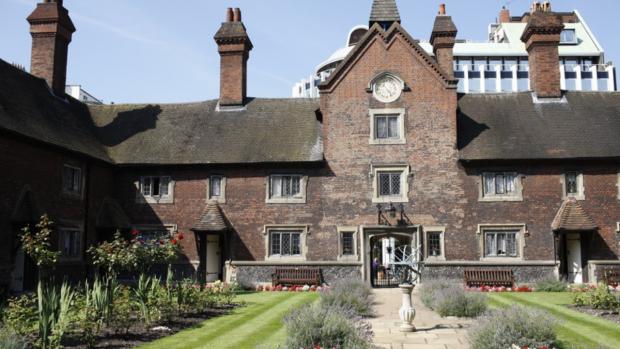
left=488, top=292, right=620, bottom=349
left=139, top=291, right=319, bottom=349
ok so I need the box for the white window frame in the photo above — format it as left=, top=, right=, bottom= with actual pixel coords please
left=136, top=176, right=174, bottom=204
left=207, top=175, right=227, bottom=203
left=479, top=172, right=523, bottom=202
left=369, top=108, right=406, bottom=145
left=58, top=227, right=83, bottom=262
left=263, top=225, right=309, bottom=261
left=423, top=226, right=446, bottom=261
left=617, top=172, right=620, bottom=200
left=62, top=164, right=83, bottom=196
left=337, top=226, right=358, bottom=261
left=477, top=224, right=526, bottom=261
left=560, top=29, right=578, bottom=45
left=133, top=224, right=177, bottom=241
left=561, top=172, right=585, bottom=200
left=371, top=165, right=410, bottom=203
left=265, top=174, right=308, bottom=204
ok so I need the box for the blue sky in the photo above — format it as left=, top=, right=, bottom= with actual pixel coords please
left=1, top=0, right=618, bottom=104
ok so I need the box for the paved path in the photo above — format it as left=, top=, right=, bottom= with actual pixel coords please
left=370, top=288, right=472, bottom=349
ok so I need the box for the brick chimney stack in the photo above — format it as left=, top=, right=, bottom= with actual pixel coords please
left=520, top=1, right=564, bottom=98
left=214, top=8, right=253, bottom=108
left=430, top=4, right=458, bottom=79
left=499, top=6, right=511, bottom=23
left=27, top=0, right=75, bottom=97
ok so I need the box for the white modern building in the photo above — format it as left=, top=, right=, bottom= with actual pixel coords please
left=65, top=85, right=103, bottom=105
left=293, top=7, right=616, bottom=98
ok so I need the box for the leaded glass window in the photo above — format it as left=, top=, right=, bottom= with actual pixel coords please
left=270, top=175, right=302, bottom=198
left=565, top=172, right=578, bottom=195
left=270, top=231, right=302, bottom=256
left=378, top=172, right=401, bottom=197
left=342, top=232, right=354, bottom=256
left=427, top=232, right=442, bottom=257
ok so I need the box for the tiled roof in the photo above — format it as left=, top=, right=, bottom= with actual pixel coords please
left=87, top=98, right=323, bottom=165
left=458, top=92, right=620, bottom=160
left=551, top=198, right=597, bottom=231
left=192, top=201, right=227, bottom=232
left=369, top=0, right=400, bottom=24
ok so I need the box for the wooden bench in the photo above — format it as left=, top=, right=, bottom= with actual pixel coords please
left=272, top=267, right=321, bottom=286
left=604, top=269, right=620, bottom=286
left=464, top=268, right=515, bottom=288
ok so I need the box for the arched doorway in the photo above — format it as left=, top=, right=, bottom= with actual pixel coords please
left=362, top=226, right=420, bottom=288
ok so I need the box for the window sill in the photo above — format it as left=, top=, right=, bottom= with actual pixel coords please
left=479, top=257, right=522, bottom=262
left=266, top=197, right=306, bottom=204
left=478, top=196, right=523, bottom=202
left=208, top=197, right=227, bottom=204
left=373, top=196, right=408, bottom=204
left=137, top=196, right=174, bottom=204
left=265, top=256, right=307, bottom=262
left=369, top=139, right=407, bottom=145
left=564, top=194, right=585, bottom=201
left=425, top=256, right=446, bottom=262
left=338, top=255, right=359, bottom=262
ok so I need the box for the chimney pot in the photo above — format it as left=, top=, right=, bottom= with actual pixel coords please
left=439, top=4, right=446, bottom=15
left=226, top=8, right=234, bottom=22
left=233, top=8, right=242, bottom=22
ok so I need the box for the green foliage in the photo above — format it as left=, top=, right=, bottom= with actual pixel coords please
left=88, top=232, right=137, bottom=277
left=572, top=283, right=620, bottom=310
left=20, top=215, right=60, bottom=272
left=0, top=327, right=28, bottom=349
left=284, top=303, right=373, bottom=349
left=3, top=294, right=38, bottom=337
left=319, top=278, right=374, bottom=317
left=133, top=274, right=163, bottom=325
left=432, top=286, right=488, bottom=318
left=36, top=281, right=76, bottom=349
left=108, top=286, right=134, bottom=334
left=468, top=305, right=558, bottom=349
left=534, top=278, right=568, bottom=292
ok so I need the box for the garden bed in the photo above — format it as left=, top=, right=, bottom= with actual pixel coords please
left=570, top=305, right=620, bottom=326
left=62, top=306, right=233, bottom=349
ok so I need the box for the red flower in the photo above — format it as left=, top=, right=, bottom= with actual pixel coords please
left=159, top=240, right=164, bottom=245
left=178, top=233, right=184, bottom=240
left=131, top=229, right=139, bottom=236
left=171, top=239, right=178, bottom=245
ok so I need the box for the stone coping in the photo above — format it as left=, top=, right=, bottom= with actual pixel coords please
left=228, top=260, right=363, bottom=266
left=424, top=260, right=557, bottom=266
left=588, top=260, right=620, bottom=265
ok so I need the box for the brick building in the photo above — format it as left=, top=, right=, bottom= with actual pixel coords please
left=1, top=0, right=620, bottom=291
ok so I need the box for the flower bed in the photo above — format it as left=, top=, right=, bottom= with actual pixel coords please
left=466, top=285, right=533, bottom=293
left=255, top=284, right=324, bottom=292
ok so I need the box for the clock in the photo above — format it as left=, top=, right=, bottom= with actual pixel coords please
left=373, top=74, right=403, bottom=103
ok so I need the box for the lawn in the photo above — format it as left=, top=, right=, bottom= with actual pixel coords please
left=488, top=292, right=620, bottom=349
left=138, top=291, right=319, bottom=349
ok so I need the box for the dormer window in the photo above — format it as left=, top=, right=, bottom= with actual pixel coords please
left=137, top=176, right=174, bottom=204
left=560, top=29, right=577, bottom=44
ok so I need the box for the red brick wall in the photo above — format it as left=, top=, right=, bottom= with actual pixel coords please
left=218, top=45, right=248, bottom=106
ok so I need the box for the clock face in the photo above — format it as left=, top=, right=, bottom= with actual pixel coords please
left=373, top=75, right=402, bottom=103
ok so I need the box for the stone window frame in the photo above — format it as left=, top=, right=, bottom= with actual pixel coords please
left=617, top=172, right=620, bottom=200
left=263, top=224, right=309, bottom=262
left=478, top=172, right=523, bottom=202
left=133, top=224, right=178, bottom=240
left=207, top=175, right=227, bottom=203
left=61, top=163, right=84, bottom=198
left=477, top=224, right=526, bottom=261
left=371, top=164, right=410, bottom=203
left=561, top=172, right=585, bottom=201
left=337, top=226, right=359, bottom=261
left=265, top=174, right=308, bottom=204
left=57, top=221, right=84, bottom=262
left=423, top=225, right=446, bottom=261
left=135, top=176, right=175, bottom=204
left=368, top=108, right=406, bottom=145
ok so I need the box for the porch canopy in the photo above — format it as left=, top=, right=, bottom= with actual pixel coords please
left=191, top=201, right=227, bottom=233
left=551, top=198, right=597, bottom=232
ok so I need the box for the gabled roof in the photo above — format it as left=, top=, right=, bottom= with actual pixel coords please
left=458, top=92, right=620, bottom=161
left=87, top=98, right=322, bottom=165
left=192, top=201, right=227, bottom=232
left=0, top=59, right=111, bottom=162
left=320, top=23, right=457, bottom=92
left=369, top=0, right=401, bottom=25
left=552, top=198, right=597, bottom=231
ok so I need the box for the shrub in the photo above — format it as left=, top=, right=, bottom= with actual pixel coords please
left=419, top=279, right=454, bottom=309
left=534, top=278, right=568, bottom=292
left=3, top=294, right=38, bottom=337
left=0, top=327, right=28, bottom=349
left=468, top=305, right=558, bottom=349
left=432, top=286, right=487, bottom=318
left=320, top=279, right=374, bottom=317
left=284, top=303, right=373, bottom=349
left=573, top=283, right=620, bottom=310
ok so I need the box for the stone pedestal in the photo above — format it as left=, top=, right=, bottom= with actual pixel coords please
left=398, top=284, right=416, bottom=332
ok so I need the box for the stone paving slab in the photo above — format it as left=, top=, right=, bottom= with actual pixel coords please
left=370, top=288, right=472, bottom=349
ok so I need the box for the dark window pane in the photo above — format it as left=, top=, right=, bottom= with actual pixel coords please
left=342, top=232, right=354, bottom=255
left=566, top=172, right=578, bottom=194
left=428, top=232, right=442, bottom=257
